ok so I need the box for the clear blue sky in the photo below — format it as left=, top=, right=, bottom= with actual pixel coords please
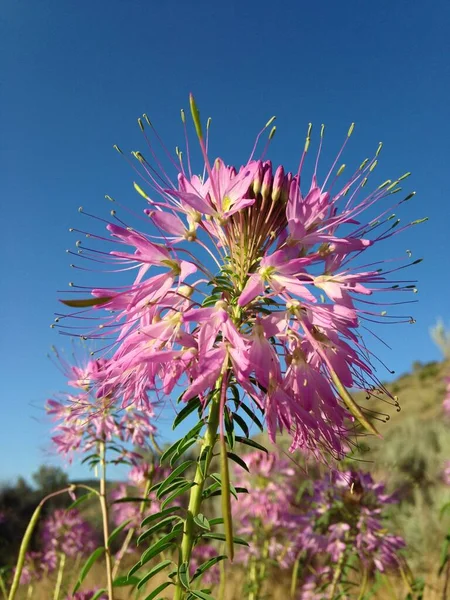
left=1, top=0, right=448, bottom=483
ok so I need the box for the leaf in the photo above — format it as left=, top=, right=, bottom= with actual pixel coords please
left=198, top=445, right=211, bottom=478
left=137, top=516, right=180, bottom=545
left=141, top=505, right=183, bottom=528
left=157, top=461, right=193, bottom=499
left=201, top=533, right=249, bottom=546
left=91, top=590, right=108, bottom=600
left=178, top=561, right=191, bottom=590
left=140, top=531, right=180, bottom=566
left=72, top=547, right=105, bottom=593
left=60, top=296, right=112, bottom=308
left=170, top=437, right=198, bottom=467
left=220, top=434, right=234, bottom=560
left=238, top=402, right=264, bottom=431
left=113, top=575, right=140, bottom=587
left=227, top=452, right=249, bottom=472
left=160, top=437, right=184, bottom=464
left=108, top=519, right=132, bottom=545
left=194, top=514, right=210, bottom=531
left=137, top=559, right=173, bottom=590
left=235, top=436, right=268, bottom=453
left=191, top=555, right=227, bottom=581
left=231, top=413, right=249, bottom=438
left=68, top=491, right=97, bottom=509
left=173, top=397, right=201, bottom=429
left=111, top=496, right=151, bottom=504
left=224, top=409, right=235, bottom=450
left=143, top=581, right=172, bottom=600
left=188, top=590, right=215, bottom=600
left=161, top=481, right=196, bottom=510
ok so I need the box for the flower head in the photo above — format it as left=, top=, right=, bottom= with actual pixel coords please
left=41, top=509, right=97, bottom=558
left=58, top=97, right=422, bottom=460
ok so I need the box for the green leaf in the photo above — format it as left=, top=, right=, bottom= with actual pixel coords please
left=235, top=436, right=268, bottom=453
left=60, top=296, right=113, bottom=308
left=161, top=437, right=183, bottom=464
left=227, top=452, right=249, bottom=472
left=173, top=397, right=201, bottom=429
left=68, top=491, right=97, bottom=509
left=198, top=445, right=211, bottom=478
left=143, top=581, right=172, bottom=600
left=140, top=531, right=180, bottom=566
left=170, top=437, right=198, bottom=467
left=108, top=519, right=132, bottom=545
left=111, top=496, right=151, bottom=504
left=157, top=460, right=193, bottom=499
left=188, top=590, right=215, bottom=600
left=161, top=481, right=196, bottom=510
left=72, top=547, right=105, bottom=593
left=194, top=514, right=210, bottom=531
left=231, top=413, right=249, bottom=438
left=141, top=505, right=183, bottom=528
left=137, top=516, right=180, bottom=545
left=208, top=517, right=224, bottom=526
left=178, top=561, right=191, bottom=590
left=201, top=532, right=249, bottom=546
left=91, top=590, right=108, bottom=600
left=238, top=402, right=264, bottom=431
left=113, top=575, right=140, bottom=587
left=137, top=559, right=173, bottom=590
left=191, top=555, right=227, bottom=581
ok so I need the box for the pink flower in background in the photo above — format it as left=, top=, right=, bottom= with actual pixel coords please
left=57, top=97, right=422, bottom=460
left=442, top=461, right=450, bottom=486
left=46, top=354, right=156, bottom=462
left=65, top=592, right=107, bottom=600
left=41, top=509, right=97, bottom=558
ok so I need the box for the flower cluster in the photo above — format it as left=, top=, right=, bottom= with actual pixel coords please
left=46, top=352, right=156, bottom=461
left=16, top=509, right=97, bottom=586
left=233, top=451, right=301, bottom=568
left=57, top=96, right=421, bottom=460
left=302, top=470, right=406, bottom=573
left=41, top=508, right=97, bottom=558
left=232, top=452, right=405, bottom=597
left=65, top=591, right=107, bottom=600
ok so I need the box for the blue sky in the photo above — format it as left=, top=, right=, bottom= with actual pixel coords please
left=1, top=0, right=449, bottom=483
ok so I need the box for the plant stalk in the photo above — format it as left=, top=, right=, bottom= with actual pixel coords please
left=53, top=552, right=66, bottom=600
left=99, top=440, right=114, bottom=600
left=173, top=390, right=222, bottom=600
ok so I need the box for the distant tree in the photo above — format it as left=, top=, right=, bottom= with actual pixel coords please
left=32, top=465, right=68, bottom=495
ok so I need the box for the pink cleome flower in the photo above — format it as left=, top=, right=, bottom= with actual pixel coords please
left=56, top=97, right=423, bottom=460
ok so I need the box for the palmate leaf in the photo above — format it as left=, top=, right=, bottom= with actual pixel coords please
left=108, top=519, right=132, bottom=545
left=137, top=559, right=173, bottom=590
left=191, top=554, right=227, bottom=581
left=227, top=452, right=249, bottom=472
left=173, top=397, right=202, bottom=429
left=141, top=505, right=183, bottom=528
left=178, top=561, right=191, bottom=590
left=113, top=575, right=140, bottom=587
left=72, top=547, right=105, bottom=593
left=188, top=590, right=215, bottom=599
left=143, top=581, right=173, bottom=600
left=137, top=515, right=181, bottom=545
left=235, top=435, right=268, bottom=453
left=200, top=532, right=249, bottom=546
left=193, top=514, right=210, bottom=531
left=157, top=460, right=193, bottom=498
left=140, top=531, right=180, bottom=567
left=161, top=481, right=196, bottom=510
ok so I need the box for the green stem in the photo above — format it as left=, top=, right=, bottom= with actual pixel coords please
left=0, top=575, right=8, bottom=600
left=99, top=440, right=114, bottom=600
left=7, top=487, right=75, bottom=600
left=327, top=548, right=347, bottom=600
left=174, top=391, right=222, bottom=600
left=53, top=552, right=66, bottom=600
left=290, top=556, right=301, bottom=599
left=26, top=584, right=33, bottom=600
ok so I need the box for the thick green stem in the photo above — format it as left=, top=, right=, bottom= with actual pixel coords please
left=8, top=487, right=75, bottom=600
left=174, top=392, right=221, bottom=600
left=53, top=552, right=66, bottom=600
left=99, top=440, right=114, bottom=600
